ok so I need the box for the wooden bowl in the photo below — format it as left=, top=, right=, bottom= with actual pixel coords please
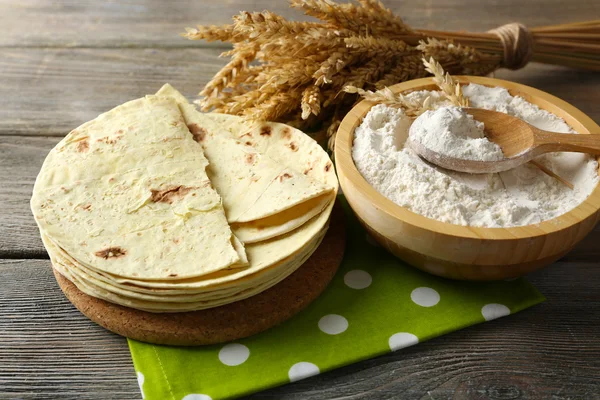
left=335, top=76, right=600, bottom=281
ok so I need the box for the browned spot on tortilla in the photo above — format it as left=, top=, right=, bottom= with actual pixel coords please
left=109, top=177, right=115, bottom=183
left=169, top=273, right=178, bottom=277
left=325, top=162, right=332, bottom=172
left=150, top=186, right=193, bottom=204
left=279, top=173, right=293, bottom=182
left=76, top=140, right=89, bottom=153
left=245, top=141, right=253, bottom=146
left=187, top=124, right=207, bottom=143
left=288, top=142, right=298, bottom=151
left=82, top=204, right=92, bottom=211
left=251, top=176, right=259, bottom=182
left=260, top=125, right=272, bottom=136
left=117, top=129, right=124, bottom=134
left=241, top=131, right=253, bottom=138
left=132, top=272, right=138, bottom=277
left=281, top=127, right=292, bottom=139
left=137, top=232, right=142, bottom=236
left=80, top=241, right=87, bottom=247
left=173, top=238, right=181, bottom=244
left=170, top=121, right=180, bottom=127
left=97, top=136, right=119, bottom=145
left=95, top=247, right=127, bottom=259
left=303, top=167, right=313, bottom=175
left=245, top=153, right=256, bottom=164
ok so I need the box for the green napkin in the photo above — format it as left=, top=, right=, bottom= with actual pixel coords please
left=129, top=201, right=545, bottom=400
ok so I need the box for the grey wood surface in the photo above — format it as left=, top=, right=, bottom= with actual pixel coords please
left=1, top=0, right=599, bottom=399
left=3, top=0, right=599, bottom=48
left=1, top=259, right=598, bottom=399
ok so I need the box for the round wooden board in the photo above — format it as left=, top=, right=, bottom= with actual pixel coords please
left=53, top=204, right=346, bottom=346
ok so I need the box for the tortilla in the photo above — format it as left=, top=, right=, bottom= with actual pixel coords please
left=154, top=85, right=332, bottom=225
left=231, top=193, right=332, bottom=243
left=35, top=85, right=339, bottom=313
left=49, top=228, right=325, bottom=312
left=31, top=96, right=246, bottom=280
left=156, top=84, right=336, bottom=241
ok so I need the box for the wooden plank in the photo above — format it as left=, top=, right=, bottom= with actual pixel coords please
left=0, top=136, right=58, bottom=257
left=0, top=259, right=597, bottom=399
left=1, top=0, right=599, bottom=48
left=0, top=48, right=227, bottom=136
left=0, top=259, right=138, bottom=399
left=1, top=48, right=599, bottom=137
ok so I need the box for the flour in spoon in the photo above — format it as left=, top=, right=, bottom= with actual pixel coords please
left=408, top=106, right=504, bottom=161
left=352, top=84, right=599, bottom=227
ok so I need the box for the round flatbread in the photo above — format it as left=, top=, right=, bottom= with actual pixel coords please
left=31, top=96, right=246, bottom=280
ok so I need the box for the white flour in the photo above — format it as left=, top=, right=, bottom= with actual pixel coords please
left=408, top=106, right=504, bottom=161
left=352, top=84, right=599, bottom=227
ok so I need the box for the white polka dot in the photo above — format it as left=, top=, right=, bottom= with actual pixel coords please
left=182, top=395, right=212, bottom=400
left=318, top=314, right=348, bottom=335
left=137, top=371, right=145, bottom=399
left=218, top=343, right=250, bottom=366
left=344, top=269, right=372, bottom=289
left=288, top=362, right=320, bottom=382
left=410, top=287, right=440, bottom=307
left=481, top=303, right=511, bottom=321
left=388, top=332, right=419, bottom=351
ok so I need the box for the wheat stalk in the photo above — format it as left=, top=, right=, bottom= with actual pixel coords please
left=422, top=57, right=469, bottom=107
left=184, top=0, right=600, bottom=147
left=343, top=85, right=432, bottom=117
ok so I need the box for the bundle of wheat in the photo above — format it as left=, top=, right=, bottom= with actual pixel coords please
left=183, top=0, right=600, bottom=145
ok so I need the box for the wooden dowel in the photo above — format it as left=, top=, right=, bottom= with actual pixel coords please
left=535, top=39, right=600, bottom=50
left=533, top=20, right=600, bottom=32
left=537, top=33, right=600, bottom=40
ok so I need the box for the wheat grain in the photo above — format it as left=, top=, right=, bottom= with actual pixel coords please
left=200, top=44, right=258, bottom=98
left=301, top=85, right=322, bottom=120
left=422, top=56, right=470, bottom=107
left=186, top=0, right=600, bottom=148
left=182, top=25, right=242, bottom=42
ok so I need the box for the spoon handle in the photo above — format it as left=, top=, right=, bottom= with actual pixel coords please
left=534, top=131, right=600, bottom=155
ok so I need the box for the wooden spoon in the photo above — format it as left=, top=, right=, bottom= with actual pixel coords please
left=409, top=108, right=600, bottom=174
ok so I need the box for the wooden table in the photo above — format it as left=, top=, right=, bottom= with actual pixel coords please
left=1, top=1, right=599, bottom=399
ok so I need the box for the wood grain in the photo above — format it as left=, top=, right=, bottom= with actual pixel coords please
left=1, top=259, right=597, bottom=399
left=0, top=48, right=599, bottom=138
left=0, top=136, right=58, bottom=257
left=2, top=0, right=599, bottom=48
left=0, top=48, right=227, bottom=136
left=1, top=0, right=600, bottom=398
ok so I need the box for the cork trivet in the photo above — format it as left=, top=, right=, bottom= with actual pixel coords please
left=53, top=205, right=346, bottom=346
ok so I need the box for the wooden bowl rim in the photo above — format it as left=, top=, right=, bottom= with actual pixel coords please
left=335, top=76, right=600, bottom=240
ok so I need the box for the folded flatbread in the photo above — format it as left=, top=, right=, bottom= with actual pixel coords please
left=31, top=96, right=246, bottom=280
left=155, top=84, right=335, bottom=242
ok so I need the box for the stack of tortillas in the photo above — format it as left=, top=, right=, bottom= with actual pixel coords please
left=31, top=84, right=338, bottom=313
